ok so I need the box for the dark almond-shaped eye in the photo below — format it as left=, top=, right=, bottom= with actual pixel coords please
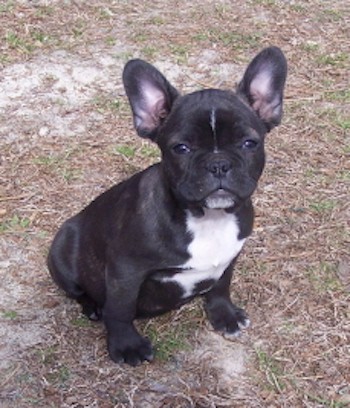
left=242, top=139, right=259, bottom=150
left=173, top=143, right=191, bottom=154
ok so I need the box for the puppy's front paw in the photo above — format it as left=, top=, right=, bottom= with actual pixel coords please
left=107, top=327, right=154, bottom=366
left=205, top=298, right=250, bottom=337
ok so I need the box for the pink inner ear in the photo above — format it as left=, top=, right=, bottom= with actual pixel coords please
left=137, top=83, right=166, bottom=129
left=250, top=70, right=271, bottom=100
left=135, top=83, right=166, bottom=131
left=142, top=83, right=165, bottom=110
left=250, top=70, right=281, bottom=122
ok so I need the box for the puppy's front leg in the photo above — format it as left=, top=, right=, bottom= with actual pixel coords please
left=103, top=261, right=153, bottom=366
left=204, top=262, right=250, bottom=336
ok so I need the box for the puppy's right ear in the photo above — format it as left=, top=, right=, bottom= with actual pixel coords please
left=123, top=60, right=179, bottom=140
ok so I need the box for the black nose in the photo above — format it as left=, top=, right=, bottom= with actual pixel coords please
left=207, top=159, right=232, bottom=177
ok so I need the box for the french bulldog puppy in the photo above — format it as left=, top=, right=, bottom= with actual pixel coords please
left=48, top=47, right=287, bottom=366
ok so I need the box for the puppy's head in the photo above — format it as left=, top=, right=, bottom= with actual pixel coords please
left=123, top=47, right=287, bottom=211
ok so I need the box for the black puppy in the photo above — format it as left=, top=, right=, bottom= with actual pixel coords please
left=48, top=47, right=287, bottom=366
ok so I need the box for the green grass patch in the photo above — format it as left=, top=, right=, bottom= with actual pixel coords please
left=70, top=316, right=92, bottom=328
left=2, top=310, right=18, bottom=319
left=0, top=215, right=31, bottom=233
left=309, top=200, right=336, bottom=214
left=302, top=41, right=319, bottom=53
left=37, top=346, right=58, bottom=365
left=114, top=144, right=137, bottom=159
left=32, top=150, right=82, bottom=182
left=0, top=1, right=14, bottom=13
left=139, top=145, right=160, bottom=159
left=255, top=347, right=286, bottom=393
left=305, top=392, right=350, bottom=408
left=169, top=44, right=189, bottom=63
left=316, top=52, right=348, bottom=68
left=306, top=262, right=343, bottom=293
left=4, top=31, right=34, bottom=53
left=145, top=322, right=191, bottom=361
left=46, top=365, right=71, bottom=385
left=105, top=36, right=116, bottom=46
left=194, top=29, right=261, bottom=50
left=92, top=94, right=123, bottom=113
left=141, top=45, right=159, bottom=60
left=324, top=89, right=350, bottom=103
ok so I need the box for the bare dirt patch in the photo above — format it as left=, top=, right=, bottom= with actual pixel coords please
left=1, top=1, right=349, bottom=407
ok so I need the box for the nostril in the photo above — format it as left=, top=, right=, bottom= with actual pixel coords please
left=207, top=159, right=232, bottom=176
left=221, top=161, right=231, bottom=173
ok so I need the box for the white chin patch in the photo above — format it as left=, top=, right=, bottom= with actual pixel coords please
left=205, top=196, right=235, bottom=209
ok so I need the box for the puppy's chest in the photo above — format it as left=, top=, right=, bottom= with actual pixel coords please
left=161, top=210, right=245, bottom=298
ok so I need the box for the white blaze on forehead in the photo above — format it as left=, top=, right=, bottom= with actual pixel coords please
left=210, top=108, right=216, bottom=133
left=210, top=108, right=218, bottom=152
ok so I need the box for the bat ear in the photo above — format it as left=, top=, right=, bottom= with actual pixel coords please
left=123, top=59, right=179, bottom=140
left=237, top=47, right=287, bottom=131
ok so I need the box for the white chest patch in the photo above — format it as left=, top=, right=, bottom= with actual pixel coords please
left=163, top=209, right=246, bottom=297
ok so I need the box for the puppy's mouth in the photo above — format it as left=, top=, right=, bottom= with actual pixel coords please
left=204, top=189, right=236, bottom=210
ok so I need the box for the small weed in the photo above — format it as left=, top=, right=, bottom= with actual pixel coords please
left=31, top=30, right=50, bottom=44
left=62, top=168, right=81, bottom=182
left=251, top=0, right=277, bottom=6
left=322, top=8, right=344, bottom=22
left=170, top=44, right=189, bottom=63
left=37, top=346, right=57, bottom=365
left=214, top=3, right=229, bottom=17
left=290, top=4, right=306, bottom=13
left=105, top=36, right=116, bottom=46
left=132, top=32, right=148, bottom=43
left=141, top=45, right=159, bottom=59
left=307, top=262, right=343, bottom=293
left=2, top=310, right=18, bottom=319
left=0, top=2, right=14, bottom=13
left=145, top=323, right=190, bottom=361
left=255, top=347, right=285, bottom=393
left=195, top=29, right=260, bottom=50
left=33, top=155, right=59, bottom=167
left=316, top=52, right=348, bottom=68
left=280, top=320, right=297, bottom=334
left=71, top=21, right=86, bottom=38
left=338, top=170, right=350, bottom=181
left=113, top=50, right=134, bottom=62
left=99, top=7, right=113, bottom=19
left=309, top=200, right=336, bottom=214
left=34, top=6, right=54, bottom=18
left=92, top=95, right=122, bottom=113
left=0, top=215, right=31, bottom=233
left=140, top=145, right=160, bottom=159
left=147, top=16, right=165, bottom=26
left=70, top=316, right=91, bottom=328
left=4, top=31, right=34, bottom=53
left=32, top=151, right=80, bottom=182
left=114, top=144, right=136, bottom=159
left=302, top=41, right=319, bottom=53
left=324, top=89, right=350, bottom=103
left=305, top=392, right=349, bottom=407
left=46, top=365, right=70, bottom=385
left=0, top=54, right=10, bottom=64
left=336, top=117, right=350, bottom=131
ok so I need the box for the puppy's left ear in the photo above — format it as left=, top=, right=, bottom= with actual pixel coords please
left=123, top=59, right=179, bottom=140
left=238, top=47, right=287, bottom=131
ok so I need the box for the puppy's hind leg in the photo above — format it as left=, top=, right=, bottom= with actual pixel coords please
left=47, top=221, right=102, bottom=321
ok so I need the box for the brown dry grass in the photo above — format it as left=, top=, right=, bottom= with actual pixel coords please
left=0, top=1, right=349, bottom=407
